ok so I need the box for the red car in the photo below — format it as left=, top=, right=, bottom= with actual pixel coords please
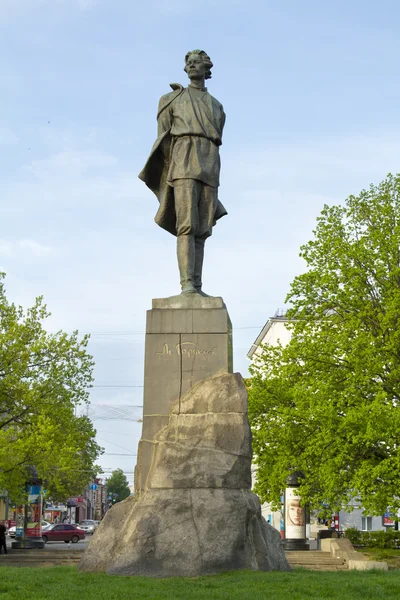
left=42, top=524, right=85, bottom=544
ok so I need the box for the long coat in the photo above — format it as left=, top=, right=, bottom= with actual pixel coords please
left=138, top=84, right=227, bottom=236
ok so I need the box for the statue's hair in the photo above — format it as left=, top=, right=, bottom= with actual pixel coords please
left=184, top=49, right=213, bottom=80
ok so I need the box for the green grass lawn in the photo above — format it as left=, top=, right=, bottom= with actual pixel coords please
left=362, top=548, right=400, bottom=570
left=0, top=567, right=399, bottom=600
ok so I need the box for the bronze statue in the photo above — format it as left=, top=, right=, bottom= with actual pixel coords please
left=139, top=50, right=227, bottom=295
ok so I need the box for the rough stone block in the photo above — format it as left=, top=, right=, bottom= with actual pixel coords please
left=147, top=443, right=252, bottom=489
left=173, top=372, right=248, bottom=415
left=141, top=415, right=170, bottom=441
left=79, top=488, right=290, bottom=577
left=80, top=373, right=291, bottom=576
left=161, top=412, right=250, bottom=450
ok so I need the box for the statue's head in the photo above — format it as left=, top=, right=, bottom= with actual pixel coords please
left=184, top=49, right=213, bottom=80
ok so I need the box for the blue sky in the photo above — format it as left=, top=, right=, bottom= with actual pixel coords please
left=2, top=0, right=400, bottom=485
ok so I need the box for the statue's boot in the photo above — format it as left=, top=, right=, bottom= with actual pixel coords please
left=194, top=237, right=210, bottom=297
left=177, top=234, right=197, bottom=294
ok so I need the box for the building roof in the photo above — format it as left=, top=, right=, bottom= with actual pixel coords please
left=246, top=309, right=287, bottom=359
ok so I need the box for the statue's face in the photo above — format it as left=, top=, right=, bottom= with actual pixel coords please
left=185, top=54, right=207, bottom=80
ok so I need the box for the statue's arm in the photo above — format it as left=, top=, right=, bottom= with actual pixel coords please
left=157, top=98, right=173, bottom=138
left=220, top=106, right=226, bottom=137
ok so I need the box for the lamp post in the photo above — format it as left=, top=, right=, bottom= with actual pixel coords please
left=283, top=471, right=309, bottom=551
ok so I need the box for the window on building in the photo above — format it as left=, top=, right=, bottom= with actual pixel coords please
left=361, top=516, right=373, bottom=531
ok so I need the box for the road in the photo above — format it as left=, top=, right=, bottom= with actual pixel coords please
left=5, top=536, right=90, bottom=551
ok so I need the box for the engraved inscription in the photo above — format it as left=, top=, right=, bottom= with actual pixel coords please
left=155, top=342, right=217, bottom=358
left=156, top=343, right=172, bottom=357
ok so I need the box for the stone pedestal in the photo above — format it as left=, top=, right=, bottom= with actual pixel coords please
left=79, top=297, right=291, bottom=576
left=79, top=374, right=291, bottom=576
left=135, top=294, right=233, bottom=493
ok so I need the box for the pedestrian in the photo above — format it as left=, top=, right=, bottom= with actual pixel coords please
left=0, top=521, right=7, bottom=555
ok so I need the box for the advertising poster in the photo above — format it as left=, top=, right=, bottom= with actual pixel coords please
left=285, top=488, right=306, bottom=540
left=26, top=485, right=42, bottom=538
left=383, top=513, right=396, bottom=527
left=15, top=507, right=24, bottom=538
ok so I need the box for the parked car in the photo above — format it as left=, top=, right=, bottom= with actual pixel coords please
left=42, top=524, right=85, bottom=544
left=79, top=520, right=97, bottom=534
left=8, top=521, right=51, bottom=537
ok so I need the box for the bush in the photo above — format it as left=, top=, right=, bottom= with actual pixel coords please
left=345, top=527, right=400, bottom=548
left=345, top=528, right=362, bottom=546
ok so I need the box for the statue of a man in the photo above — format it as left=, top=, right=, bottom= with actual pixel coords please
left=139, top=50, right=227, bottom=295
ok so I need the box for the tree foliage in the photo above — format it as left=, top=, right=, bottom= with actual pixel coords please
left=0, top=274, right=103, bottom=501
left=106, top=468, right=131, bottom=504
left=249, top=174, right=400, bottom=515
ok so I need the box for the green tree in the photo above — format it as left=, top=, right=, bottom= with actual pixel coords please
left=0, top=274, right=103, bottom=501
left=249, top=174, right=400, bottom=516
left=106, top=469, right=131, bottom=504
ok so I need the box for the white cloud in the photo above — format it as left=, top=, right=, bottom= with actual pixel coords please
left=0, top=240, right=51, bottom=258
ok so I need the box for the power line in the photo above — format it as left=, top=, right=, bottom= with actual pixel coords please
left=96, top=431, right=135, bottom=437
left=95, top=357, right=144, bottom=361
left=54, top=326, right=264, bottom=336
left=102, top=469, right=135, bottom=472
left=91, top=385, right=144, bottom=388
left=96, top=436, right=136, bottom=454
left=102, top=453, right=137, bottom=456
left=90, top=338, right=144, bottom=344
left=82, top=404, right=143, bottom=422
